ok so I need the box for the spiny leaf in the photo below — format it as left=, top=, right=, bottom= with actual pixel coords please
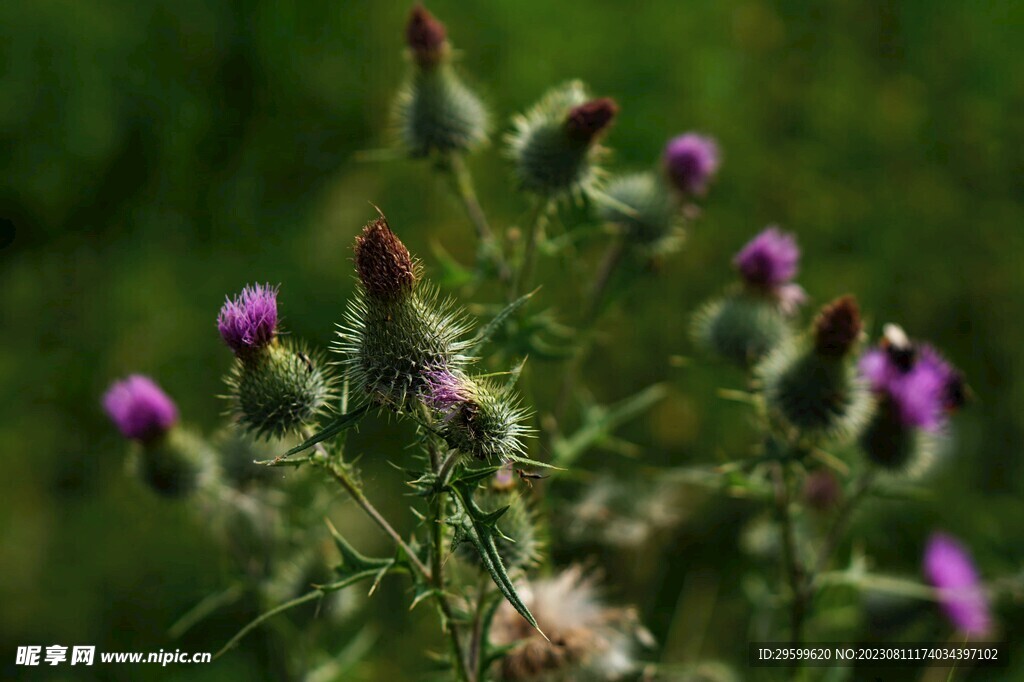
left=214, top=571, right=380, bottom=659
left=325, top=519, right=394, bottom=581
left=271, top=405, right=369, bottom=463
left=469, top=289, right=539, bottom=352
left=506, top=455, right=564, bottom=471
left=452, top=464, right=503, bottom=487
left=447, top=482, right=545, bottom=639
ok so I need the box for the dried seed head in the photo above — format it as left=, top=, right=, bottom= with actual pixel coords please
left=354, top=216, right=416, bottom=301
left=406, top=4, right=448, bottom=67
left=814, top=295, right=862, bottom=357
left=564, top=98, right=618, bottom=144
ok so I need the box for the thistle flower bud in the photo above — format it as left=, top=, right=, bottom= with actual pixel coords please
left=858, top=328, right=964, bottom=473
left=802, top=469, right=842, bottom=512
left=813, top=295, right=862, bottom=357
left=758, top=321, right=872, bottom=444
left=217, top=283, right=278, bottom=359
left=564, top=98, right=618, bottom=144
left=393, top=6, right=488, bottom=156
left=490, top=567, right=646, bottom=681
left=135, top=428, right=215, bottom=498
left=405, top=4, right=448, bottom=68
left=227, top=340, right=334, bottom=440
left=598, top=172, right=682, bottom=255
left=692, top=294, right=791, bottom=368
left=354, top=217, right=417, bottom=301
left=507, top=81, right=614, bottom=200
left=923, top=533, right=992, bottom=637
left=103, top=375, right=179, bottom=443
left=921, top=528, right=991, bottom=634
left=423, top=369, right=530, bottom=462
left=663, top=132, right=720, bottom=196
left=735, top=227, right=799, bottom=287
left=337, top=213, right=471, bottom=410
left=458, top=489, right=541, bottom=572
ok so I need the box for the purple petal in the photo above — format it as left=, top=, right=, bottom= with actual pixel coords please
left=923, top=532, right=992, bottom=637
left=103, top=375, right=179, bottom=441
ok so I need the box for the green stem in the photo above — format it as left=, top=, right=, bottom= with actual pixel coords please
left=320, top=456, right=432, bottom=581
left=446, top=154, right=508, bottom=284
left=773, top=463, right=807, bottom=648
left=813, top=470, right=877, bottom=576
left=428, top=443, right=475, bottom=682
left=512, top=198, right=551, bottom=299
left=552, top=238, right=626, bottom=428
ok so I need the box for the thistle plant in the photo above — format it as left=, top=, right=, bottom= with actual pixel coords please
left=97, top=4, right=1008, bottom=679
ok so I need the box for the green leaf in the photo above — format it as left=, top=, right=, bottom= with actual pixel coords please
left=430, top=240, right=476, bottom=289
left=447, top=481, right=545, bottom=639
left=552, top=383, right=668, bottom=467
left=214, top=570, right=381, bottom=659
left=271, top=405, right=369, bottom=463
left=325, top=519, right=395, bottom=582
left=469, top=289, right=538, bottom=353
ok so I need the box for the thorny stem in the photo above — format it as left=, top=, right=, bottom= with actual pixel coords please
left=773, top=463, right=807, bottom=648
left=427, top=441, right=475, bottom=682
left=301, top=428, right=432, bottom=581
left=813, top=470, right=877, bottom=577
left=467, top=573, right=491, bottom=678
left=512, top=198, right=551, bottom=299
left=552, top=238, right=626, bottom=429
left=446, top=154, right=509, bottom=285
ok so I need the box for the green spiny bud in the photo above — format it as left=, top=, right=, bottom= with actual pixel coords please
left=135, top=428, right=216, bottom=498
left=507, top=81, right=617, bottom=200
left=758, top=331, right=873, bottom=444
left=337, top=214, right=470, bottom=411
left=392, top=5, right=488, bottom=157
left=692, top=292, right=791, bottom=368
left=226, top=340, right=335, bottom=440
left=859, top=395, right=939, bottom=476
left=424, top=369, right=531, bottom=462
left=458, top=489, right=541, bottom=571
left=598, top=172, right=683, bottom=256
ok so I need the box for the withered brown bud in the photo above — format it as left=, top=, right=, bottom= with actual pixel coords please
left=814, top=295, right=862, bottom=356
left=354, top=216, right=416, bottom=301
left=565, top=98, right=618, bottom=144
left=406, top=4, right=448, bottom=67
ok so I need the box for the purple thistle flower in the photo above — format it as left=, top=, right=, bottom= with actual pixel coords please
left=859, top=331, right=963, bottom=431
left=217, top=283, right=278, bottom=356
left=923, top=532, right=992, bottom=637
left=663, top=133, right=720, bottom=196
left=423, top=368, right=471, bottom=413
left=734, top=226, right=801, bottom=288
left=103, top=375, right=179, bottom=442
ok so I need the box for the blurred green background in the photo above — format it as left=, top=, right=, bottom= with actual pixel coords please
left=2, top=0, right=1023, bottom=679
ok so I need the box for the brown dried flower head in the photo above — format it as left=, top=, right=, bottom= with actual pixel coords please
left=354, top=215, right=416, bottom=301
left=564, top=98, right=619, bottom=144
left=406, top=4, right=449, bottom=67
left=813, top=295, right=862, bottom=357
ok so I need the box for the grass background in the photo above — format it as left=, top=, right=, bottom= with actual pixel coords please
left=2, top=0, right=1022, bottom=679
